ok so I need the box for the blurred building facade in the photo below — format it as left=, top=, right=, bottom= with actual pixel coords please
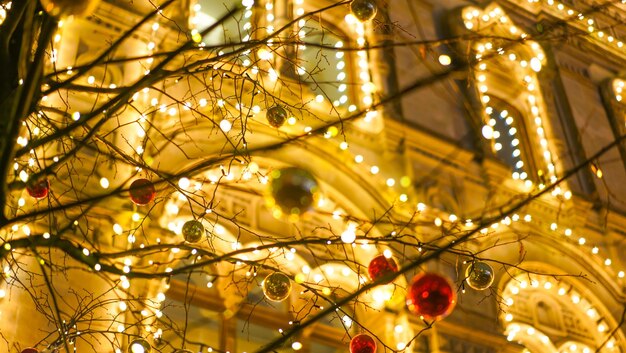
left=1, top=0, right=625, bottom=352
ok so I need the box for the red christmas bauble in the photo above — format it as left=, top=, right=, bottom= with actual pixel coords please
left=129, top=178, right=156, bottom=206
left=406, top=272, right=456, bottom=320
left=367, top=255, right=398, bottom=284
left=349, top=334, right=376, bottom=353
left=26, top=179, right=50, bottom=199
left=21, top=348, right=39, bottom=353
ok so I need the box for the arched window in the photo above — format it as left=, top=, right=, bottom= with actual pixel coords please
left=501, top=273, right=623, bottom=353
left=532, top=295, right=564, bottom=332
left=187, top=0, right=369, bottom=120
left=289, top=0, right=368, bottom=113
left=189, top=0, right=254, bottom=46
left=456, top=4, right=561, bottom=187
left=484, top=98, right=537, bottom=181
left=295, top=19, right=355, bottom=108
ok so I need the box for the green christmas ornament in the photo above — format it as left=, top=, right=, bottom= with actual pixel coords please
left=262, top=272, right=292, bottom=302
left=266, top=105, right=288, bottom=128
left=350, top=0, right=377, bottom=22
left=128, top=338, right=151, bottom=353
left=270, top=167, right=319, bottom=216
left=182, top=220, right=204, bottom=243
left=465, top=262, right=495, bottom=290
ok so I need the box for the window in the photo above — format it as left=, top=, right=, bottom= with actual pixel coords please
left=187, top=0, right=371, bottom=121
left=484, top=98, right=536, bottom=181
left=501, top=273, right=619, bottom=353
left=459, top=4, right=559, bottom=186
left=190, top=0, right=254, bottom=45
left=295, top=19, right=354, bottom=107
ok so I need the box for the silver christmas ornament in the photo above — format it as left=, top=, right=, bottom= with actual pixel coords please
left=465, top=262, right=495, bottom=290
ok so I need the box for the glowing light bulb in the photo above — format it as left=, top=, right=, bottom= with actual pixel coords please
left=438, top=54, right=452, bottom=66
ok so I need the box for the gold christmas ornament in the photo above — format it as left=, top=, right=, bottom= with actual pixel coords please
left=40, top=0, right=101, bottom=18
left=266, top=105, right=288, bottom=128
left=350, top=0, right=378, bottom=22
left=128, top=339, right=151, bottom=353
left=182, top=220, right=204, bottom=243
left=262, top=272, right=292, bottom=302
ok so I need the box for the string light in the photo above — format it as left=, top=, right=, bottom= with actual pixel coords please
left=504, top=273, right=615, bottom=351
left=464, top=4, right=560, bottom=189
left=2, top=2, right=623, bottom=349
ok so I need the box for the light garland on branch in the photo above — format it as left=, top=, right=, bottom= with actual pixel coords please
left=2, top=1, right=626, bottom=352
